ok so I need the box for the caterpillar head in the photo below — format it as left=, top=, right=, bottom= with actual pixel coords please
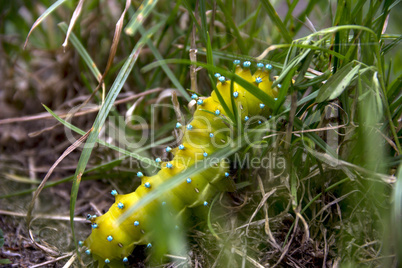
left=211, top=60, right=279, bottom=118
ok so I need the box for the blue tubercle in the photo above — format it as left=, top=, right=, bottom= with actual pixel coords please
left=233, top=59, right=241, bottom=65
left=277, top=84, right=282, bottom=88
left=123, top=257, right=128, bottom=263
left=166, top=163, right=173, bottom=169
left=144, top=182, right=151, bottom=188
left=258, top=120, right=262, bottom=124
left=134, top=221, right=140, bottom=226
left=179, top=144, right=185, bottom=150
left=214, top=73, right=221, bottom=78
left=244, top=116, right=249, bottom=121
left=233, top=91, right=239, bottom=98
left=107, top=236, right=113, bottom=242
left=105, top=259, right=110, bottom=264
left=85, top=249, right=91, bottom=255
left=175, top=122, right=182, bottom=128
left=218, top=76, right=226, bottom=83
left=117, top=202, right=124, bottom=209
left=111, top=189, right=118, bottom=196
left=274, top=98, right=278, bottom=101
left=137, top=172, right=144, bottom=177
left=255, top=77, right=262, bottom=84
left=225, top=172, right=230, bottom=177
left=259, top=103, right=265, bottom=109
left=215, top=109, right=220, bottom=115
left=265, top=64, right=273, bottom=70
left=203, top=201, right=208, bottom=206
left=162, top=201, right=166, bottom=206
left=243, top=61, right=251, bottom=68
left=187, top=124, right=193, bottom=130
left=203, top=152, right=208, bottom=157
left=166, top=146, right=172, bottom=152
left=191, top=94, right=198, bottom=100
left=91, top=223, right=98, bottom=229
left=197, top=99, right=204, bottom=105
left=78, top=241, right=84, bottom=247
left=209, top=133, right=214, bottom=138
left=155, top=157, right=162, bottom=163
left=186, top=178, right=192, bottom=183
left=257, top=62, right=264, bottom=68
left=147, top=243, right=152, bottom=248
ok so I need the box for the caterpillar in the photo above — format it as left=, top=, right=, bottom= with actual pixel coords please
left=79, top=60, right=279, bottom=267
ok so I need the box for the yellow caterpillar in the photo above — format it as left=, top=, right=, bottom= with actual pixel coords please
left=79, top=60, right=279, bottom=267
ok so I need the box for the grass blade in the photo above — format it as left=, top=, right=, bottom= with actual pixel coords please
left=58, top=22, right=102, bottom=83
left=125, top=0, right=159, bottom=36
left=61, top=0, right=84, bottom=49
left=199, top=0, right=208, bottom=46
left=138, top=24, right=191, bottom=101
left=381, top=34, right=402, bottom=55
left=261, top=0, right=293, bottom=43
left=24, top=0, right=69, bottom=49
left=216, top=0, right=247, bottom=53
left=316, top=62, right=360, bottom=102
left=42, top=104, right=160, bottom=168
left=394, top=164, right=402, bottom=262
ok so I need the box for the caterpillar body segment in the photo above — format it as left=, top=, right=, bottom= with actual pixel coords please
left=81, top=61, right=279, bottom=266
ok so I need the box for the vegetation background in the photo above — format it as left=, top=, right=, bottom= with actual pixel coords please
left=0, top=0, right=401, bottom=267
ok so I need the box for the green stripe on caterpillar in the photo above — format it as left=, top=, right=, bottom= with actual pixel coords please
left=79, top=60, right=279, bottom=266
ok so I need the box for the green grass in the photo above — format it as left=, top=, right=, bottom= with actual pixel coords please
left=1, top=0, right=401, bottom=267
